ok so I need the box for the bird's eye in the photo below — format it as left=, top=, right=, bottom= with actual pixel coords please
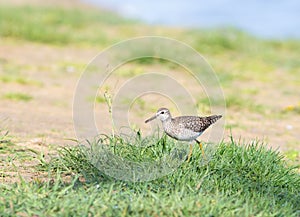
left=160, top=111, right=165, bottom=114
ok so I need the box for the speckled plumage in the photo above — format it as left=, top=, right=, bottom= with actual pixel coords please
left=145, top=108, right=222, bottom=142
left=164, top=115, right=222, bottom=141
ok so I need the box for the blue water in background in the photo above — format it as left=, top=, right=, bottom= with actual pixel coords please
left=85, top=0, right=300, bottom=39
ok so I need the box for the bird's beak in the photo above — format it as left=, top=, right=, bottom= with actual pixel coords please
left=145, top=115, right=156, bottom=123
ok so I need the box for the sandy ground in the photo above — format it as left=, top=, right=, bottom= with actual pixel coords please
left=1, top=39, right=299, bottom=150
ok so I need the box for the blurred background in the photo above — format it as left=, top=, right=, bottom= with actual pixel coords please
left=87, top=0, right=300, bottom=39
left=0, top=0, right=299, bottom=164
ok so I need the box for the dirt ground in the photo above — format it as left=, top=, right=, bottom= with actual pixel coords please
left=1, top=39, right=299, bottom=150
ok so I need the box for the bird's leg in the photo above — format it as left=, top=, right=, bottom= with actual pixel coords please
left=195, top=139, right=206, bottom=159
left=186, top=144, right=193, bottom=162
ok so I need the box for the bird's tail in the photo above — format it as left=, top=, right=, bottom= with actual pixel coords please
left=208, top=115, right=222, bottom=125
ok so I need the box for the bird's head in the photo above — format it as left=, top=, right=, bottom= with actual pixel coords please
left=145, top=108, right=171, bottom=123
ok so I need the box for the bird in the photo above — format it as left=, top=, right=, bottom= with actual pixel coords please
left=145, top=107, right=222, bottom=161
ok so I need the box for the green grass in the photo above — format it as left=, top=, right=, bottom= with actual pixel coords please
left=1, top=4, right=299, bottom=60
left=0, top=5, right=137, bottom=45
left=225, top=95, right=267, bottom=113
left=0, top=131, right=40, bottom=174
left=187, top=28, right=258, bottom=54
left=0, top=61, right=43, bottom=86
left=196, top=95, right=267, bottom=114
left=0, top=74, right=42, bottom=86
left=0, top=134, right=299, bottom=216
left=0, top=131, right=14, bottom=155
left=0, top=130, right=14, bottom=155
left=3, top=92, right=33, bottom=101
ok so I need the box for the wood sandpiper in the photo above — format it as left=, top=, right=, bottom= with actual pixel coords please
left=145, top=108, right=222, bottom=161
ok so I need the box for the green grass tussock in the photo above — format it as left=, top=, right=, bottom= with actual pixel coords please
left=1, top=135, right=299, bottom=216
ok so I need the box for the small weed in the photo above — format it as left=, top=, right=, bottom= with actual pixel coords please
left=103, top=91, right=115, bottom=136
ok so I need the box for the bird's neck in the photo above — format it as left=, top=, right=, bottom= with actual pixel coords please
left=162, top=117, right=172, bottom=126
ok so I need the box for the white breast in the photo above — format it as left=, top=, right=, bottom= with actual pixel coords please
left=163, top=121, right=202, bottom=141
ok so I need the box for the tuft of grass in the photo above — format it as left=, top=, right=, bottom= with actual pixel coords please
left=1, top=134, right=299, bottom=216
left=50, top=133, right=190, bottom=182
left=3, top=92, right=33, bottom=102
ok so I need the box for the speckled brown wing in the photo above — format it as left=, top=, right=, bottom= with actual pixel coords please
left=173, top=115, right=222, bottom=133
